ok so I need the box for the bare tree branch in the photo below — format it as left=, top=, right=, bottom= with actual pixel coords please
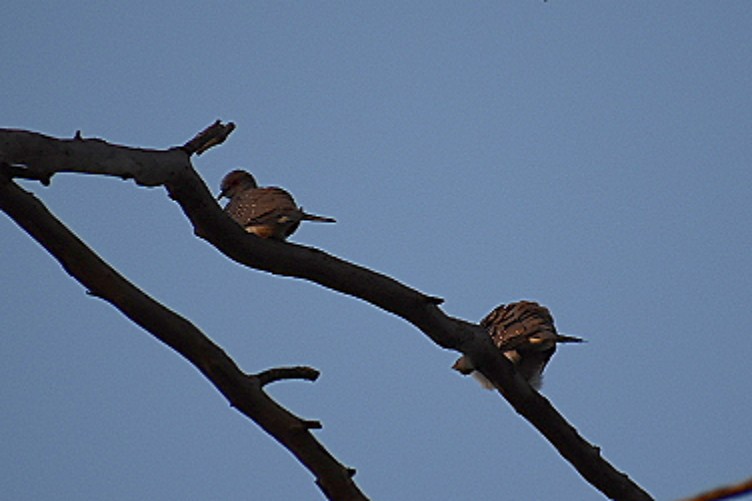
left=0, top=125, right=654, bottom=500
left=0, top=168, right=367, bottom=501
left=181, top=120, right=237, bottom=156
left=256, top=366, right=321, bottom=387
left=678, top=476, right=752, bottom=501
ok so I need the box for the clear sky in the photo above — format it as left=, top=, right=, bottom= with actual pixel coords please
left=2, top=2, right=751, bottom=500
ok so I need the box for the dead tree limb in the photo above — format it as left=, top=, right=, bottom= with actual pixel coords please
left=0, top=169, right=367, bottom=501
left=0, top=125, right=654, bottom=500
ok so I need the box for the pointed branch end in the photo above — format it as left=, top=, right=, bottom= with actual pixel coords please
left=181, top=120, right=236, bottom=156
left=300, top=419, right=323, bottom=430
left=425, top=294, right=444, bottom=305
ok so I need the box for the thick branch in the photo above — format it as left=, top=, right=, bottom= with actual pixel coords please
left=0, top=127, right=654, bottom=500
left=0, top=128, right=188, bottom=186
left=0, top=171, right=367, bottom=501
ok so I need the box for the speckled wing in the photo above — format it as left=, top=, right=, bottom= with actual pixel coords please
left=225, top=187, right=303, bottom=239
left=454, top=301, right=583, bottom=389
left=480, top=301, right=570, bottom=388
left=481, top=301, right=558, bottom=353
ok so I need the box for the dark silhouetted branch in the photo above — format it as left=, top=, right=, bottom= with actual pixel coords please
left=0, top=126, right=654, bottom=501
left=256, top=366, right=321, bottom=387
left=0, top=165, right=367, bottom=501
left=182, top=120, right=236, bottom=156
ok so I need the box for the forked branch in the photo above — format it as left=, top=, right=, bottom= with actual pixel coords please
left=0, top=168, right=367, bottom=501
left=0, top=125, right=653, bottom=500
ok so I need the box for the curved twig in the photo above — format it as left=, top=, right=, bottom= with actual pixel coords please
left=256, top=366, right=321, bottom=387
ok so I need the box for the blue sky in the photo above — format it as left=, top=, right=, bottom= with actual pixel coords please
left=2, top=2, right=751, bottom=500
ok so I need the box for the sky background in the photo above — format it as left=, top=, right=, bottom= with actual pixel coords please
left=2, top=2, right=751, bottom=500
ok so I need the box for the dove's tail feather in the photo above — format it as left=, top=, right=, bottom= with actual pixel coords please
left=301, top=212, right=336, bottom=223
left=556, top=334, right=586, bottom=344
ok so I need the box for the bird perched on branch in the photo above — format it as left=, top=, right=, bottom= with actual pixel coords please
left=217, top=170, right=336, bottom=241
left=453, top=301, right=584, bottom=390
